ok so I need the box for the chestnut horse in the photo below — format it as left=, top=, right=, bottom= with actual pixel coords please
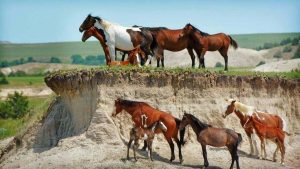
left=82, top=26, right=145, bottom=65
left=179, top=113, right=242, bottom=169
left=223, top=99, right=289, bottom=156
left=244, top=115, right=286, bottom=165
left=179, top=23, right=238, bottom=71
left=79, top=15, right=153, bottom=65
left=112, top=98, right=186, bottom=163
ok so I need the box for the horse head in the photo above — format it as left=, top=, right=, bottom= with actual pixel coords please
left=79, top=14, right=101, bottom=32
left=82, top=26, right=96, bottom=42
left=179, top=112, right=191, bottom=130
left=179, top=23, right=195, bottom=39
left=223, top=99, right=236, bottom=118
left=112, top=98, right=123, bottom=117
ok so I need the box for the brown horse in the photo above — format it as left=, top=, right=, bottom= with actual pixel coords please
left=82, top=26, right=145, bottom=65
left=79, top=14, right=153, bottom=65
left=179, top=113, right=242, bottom=169
left=179, top=23, right=238, bottom=71
left=244, top=115, right=286, bottom=165
left=127, top=120, right=167, bottom=161
left=139, top=26, right=202, bottom=67
left=112, top=98, right=186, bottom=163
left=223, top=99, right=288, bottom=156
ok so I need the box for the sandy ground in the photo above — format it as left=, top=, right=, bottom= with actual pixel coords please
left=253, top=59, right=300, bottom=72
left=1, top=133, right=299, bottom=169
left=0, top=87, right=53, bottom=98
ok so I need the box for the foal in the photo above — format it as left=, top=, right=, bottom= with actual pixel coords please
left=179, top=113, right=242, bottom=169
left=127, top=121, right=167, bottom=161
left=244, top=115, right=286, bottom=165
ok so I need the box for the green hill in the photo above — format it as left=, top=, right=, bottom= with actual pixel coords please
left=0, top=32, right=299, bottom=63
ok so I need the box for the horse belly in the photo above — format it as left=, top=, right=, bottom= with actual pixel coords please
left=115, top=30, right=135, bottom=51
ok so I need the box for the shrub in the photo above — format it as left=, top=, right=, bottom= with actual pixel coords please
left=291, top=38, right=299, bottom=46
left=256, top=61, right=266, bottom=67
left=0, top=92, right=29, bottom=119
left=0, top=76, right=9, bottom=85
left=50, top=57, right=61, bottom=63
left=71, top=55, right=84, bottom=64
left=282, top=46, right=292, bottom=53
left=9, top=70, right=26, bottom=77
left=215, top=62, right=224, bottom=68
left=293, top=46, right=300, bottom=59
left=273, top=51, right=282, bottom=58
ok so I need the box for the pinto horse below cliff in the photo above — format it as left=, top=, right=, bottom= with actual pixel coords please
left=112, top=98, right=186, bottom=163
left=179, top=23, right=238, bottom=71
left=223, top=99, right=289, bottom=156
left=81, top=26, right=145, bottom=65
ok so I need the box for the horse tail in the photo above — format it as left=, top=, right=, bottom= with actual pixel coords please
left=237, top=133, right=243, bottom=146
left=228, top=35, right=238, bottom=49
left=175, top=118, right=186, bottom=146
left=280, top=117, right=291, bottom=135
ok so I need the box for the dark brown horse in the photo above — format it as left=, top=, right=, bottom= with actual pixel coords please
left=179, top=113, right=242, bottom=169
left=79, top=14, right=153, bottom=65
left=244, top=115, right=286, bottom=165
left=112, top=98, right=186, bottom=163
left=223, top=99, right=288, bottom=156
left=179, top=23, right=238, bottom=71
left=82, top=26, right=146, bottom=65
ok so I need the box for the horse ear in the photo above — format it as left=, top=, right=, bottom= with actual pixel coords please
left=232, top=100, right=236, bottom=104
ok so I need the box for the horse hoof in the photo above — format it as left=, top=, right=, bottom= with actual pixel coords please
left=180, top=159, right=184, bottom=164
left=141, top=148, right=147, bottom=151
left=273, top=159, right=277, bottom=162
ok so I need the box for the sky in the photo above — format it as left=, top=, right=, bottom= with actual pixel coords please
left=0, top=0, right=299, bottom=43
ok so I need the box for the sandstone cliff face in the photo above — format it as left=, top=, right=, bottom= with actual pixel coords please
left=40, top=70, right=300, bottom=147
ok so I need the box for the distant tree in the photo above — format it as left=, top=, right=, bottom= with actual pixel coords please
left=0, top=76, right=9, bottom=85
left=280, top=37, right=291, bottom=46
left=0, top=61, right=9, bottom=68
left=273, top=51, right=282, bottom=58
left=293, top=46, right=300, bottom=59
left=20, top=58, right=25, bottom=64
left=9, top=70, right=26, bottom=77
left=215, top=62, right=224, bottom=68
left=50, top=57, right=61, bottom=63
left=85, top=55, right=98, bottom=65
left=27, top=57, right=36, bottom=63
left=71, top=55, right=84, bottom=64
left=282, top=46, right=292, bottom=53
left=263, top=43, right=275, bottom=49
left=0, top=92, right=29, bottom=119
left=291, top=38, right=299, bottom=46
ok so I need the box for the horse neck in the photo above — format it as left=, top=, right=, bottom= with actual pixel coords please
left=189, top=118, right=205, bottom=135
left=122, top=104, right=139, bottom=116
left=234, top=110, right=248, bottom=123
left=234, top=101, right=254, bottom=116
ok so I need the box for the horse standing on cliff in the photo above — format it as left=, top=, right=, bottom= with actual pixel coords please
left=179, top=23, right=238, bottom=71
left=223, top=99, right=290, bottom=156
left=79, top=14, right=153, bottom=65
left=81, top=26, right=146, bottom=65
left=112, top=98, right=186, bottom=163
left=179, top=113, right=242, bottom=169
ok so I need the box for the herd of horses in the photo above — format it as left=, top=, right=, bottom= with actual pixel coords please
left=112, top=98, right=290, bottom=169
left=79, top=15, right=238, bottom=71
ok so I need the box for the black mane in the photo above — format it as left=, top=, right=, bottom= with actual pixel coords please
left=119, top=99, right=145, bottom=106
left=188, top=113, right=211, bottom=129
left=187, top=23, right=209, bottom=36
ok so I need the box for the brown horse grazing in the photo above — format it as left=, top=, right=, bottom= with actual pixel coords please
left=127, top=120, right=167, bottom=161
left=179, top=113, right=242, bottom=169
left=79, top=14, right=154, bottom=65
left=82, top=26, right=146, bottom=65
left=108, top=47, right=146, bottom=66
left=112, top=98, right=186, bottom=163
left=223, top=99, right=289, bottom=156
left=244, top=115, right=286, bottom=165
left=179, top=23, right=238, bottom=71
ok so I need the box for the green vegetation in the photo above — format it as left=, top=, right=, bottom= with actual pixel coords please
left=273, top=51, right=282, bottom=58
left=0, top=92, right=29, bottom=119
left=0, top=96, right=53, bottom=139
left=283, top=46, right=292, bottom=53
left=0, top=76, right=45, bottom=87
left=50, top=57, right=61, bottom=63
left=293, top=46, right=300, bottom=59
left=214, top=62, right=224, bottom=68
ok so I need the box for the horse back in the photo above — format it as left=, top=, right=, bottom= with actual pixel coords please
left=255, top=112, right=283, bottom=129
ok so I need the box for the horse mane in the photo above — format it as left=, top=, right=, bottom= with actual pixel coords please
left=188, top=23, right=209, bottom=36
left=188, top=113, right=211, bottom=129
left=234, top=101, right=255, bottom=116
left=118, top=99, right=149, bottom=107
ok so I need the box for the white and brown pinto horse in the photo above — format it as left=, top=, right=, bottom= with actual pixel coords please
left=79, top=14, right=154, bottom=65
left=223, top=99, right=289, bottom=157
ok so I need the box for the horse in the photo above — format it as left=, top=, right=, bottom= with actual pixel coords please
left=127, top=120, right=167, bottom=161
left=81, top=26, right=146, bottom=65
left=141, top=26, right=203, bottom=68
left=79, top=14, right=153, bottom=65
left=223, top=99, right=289, bottom=156
left=179, top=113, right=242, bottom=169
left=112, top=98, right=186, bottom=163
left=244, top=115, right=286, bottom=165
left=179, top=23, right=238, bottom=71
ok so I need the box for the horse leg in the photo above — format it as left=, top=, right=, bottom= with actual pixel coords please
left=127, top=138, right=133, bottom=160
left=147, top=140, right=153, bottom=161
left=121, top=52, right=126, bottom=61
left=174, top=137, right=183, bottom=164
left=155, top=48, right=163, bottom=68
left=167, top=138, right=175, bottom=162
left=187, top=48, right=196, bottom=68
left=115, top=50, right=118, bottom=61
left=273, top=142, right=279, bottom=162
left=133, top=140, right=139, bottom=161
left=196, top=49, right=206, bottom=69
left=247, top=133, right=254, bottom=155
left=219, top=47, right=229, bottom=71
left=201, top=143, right=209, bottom=168
left=141, top=140, right=147, bottom=151
left=259, top=137, right=265, bottom=160
left=108, top=45, right=116, bottom=61
left=161, top=53, right=165, bottom=67
left=279, top=141, right=285, bottom=165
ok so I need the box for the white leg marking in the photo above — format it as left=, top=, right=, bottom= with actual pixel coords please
left=145, top=55, right=152, bottom=66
